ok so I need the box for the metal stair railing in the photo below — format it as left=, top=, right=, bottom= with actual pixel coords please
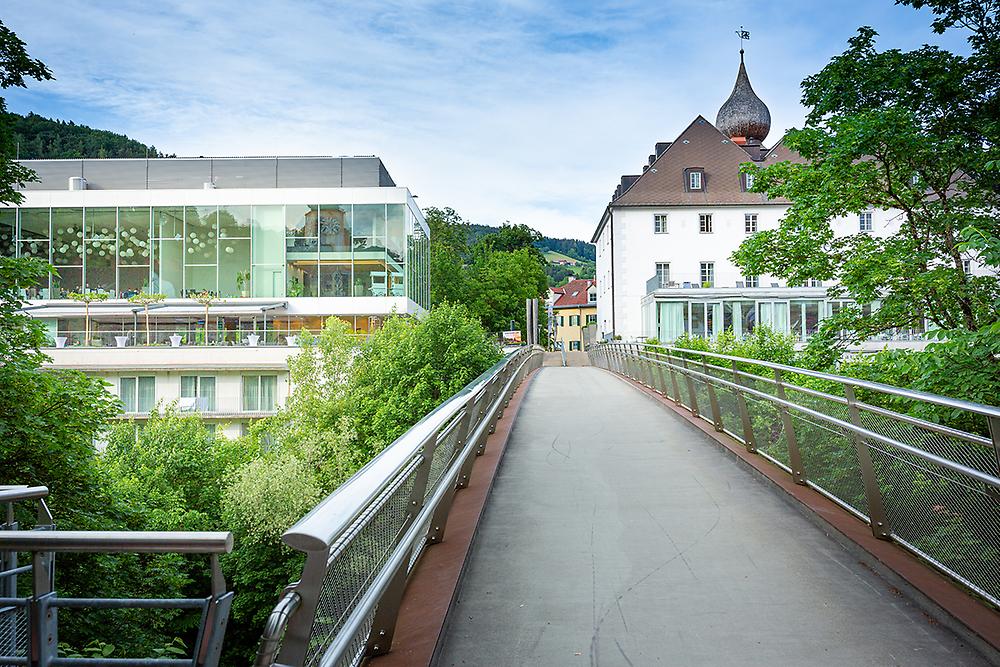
left=590, top=342, right=1000, bottom=610
left=254, top=345, right=544, bottom=667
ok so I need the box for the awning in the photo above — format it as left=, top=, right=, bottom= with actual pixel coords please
left=21, top=300, right=286, bottom=320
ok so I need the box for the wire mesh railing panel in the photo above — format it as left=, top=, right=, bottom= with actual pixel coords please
left=869, top=444, right=1000, bottom=605
left=744, top=395, right=790, bottom=468
left=0, top=604, right=28, bottom=661
left=789, top=412, right=870, bottom=517
left=304, top=467, right=417, bottom=667
left=860, top=409, right=999, bottom=478
left=332, top=609, right=375, bottom=667
left=424, top=420, right=464, bottom=501
left=715, top=385, right=743, bottom=441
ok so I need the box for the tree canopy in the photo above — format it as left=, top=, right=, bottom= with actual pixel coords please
left=732, top=3, right=1000, bottom=344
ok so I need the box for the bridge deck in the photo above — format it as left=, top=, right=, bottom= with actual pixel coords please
left=434, top=367, right=987, bottom=666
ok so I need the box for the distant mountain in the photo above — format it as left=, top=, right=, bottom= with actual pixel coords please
left=467, top=223, right=595, bottom=262
left=4, top=112, right=170, bottom=160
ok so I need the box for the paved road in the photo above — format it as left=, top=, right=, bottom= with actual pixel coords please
left=434, top=367, right=989, bottom=666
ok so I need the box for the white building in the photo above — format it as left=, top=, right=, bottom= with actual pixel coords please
left=3, top=156, right=430, bottom=437
left=592, top=53, right=977, bottom=347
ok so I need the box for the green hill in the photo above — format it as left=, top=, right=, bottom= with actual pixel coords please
left=4, top=111, right=170, bottom=159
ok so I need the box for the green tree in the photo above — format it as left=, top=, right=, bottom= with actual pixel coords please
left=732, top=11, right=1000, bottom=345
left=69, top=290, right=110, bottom=346
left=127, top=291, right=166, bottom=345
left=468, top=247, right=549, bottom=336
left=424, top=206, right=473, bottom=307
left=350, top=303, right=502, bottom=453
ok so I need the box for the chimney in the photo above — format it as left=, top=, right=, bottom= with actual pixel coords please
left=648, top=154, right=655, bottom=166
left=621, top=174, right=640, bottom=190
left=655, top=142, right=671, bottom=157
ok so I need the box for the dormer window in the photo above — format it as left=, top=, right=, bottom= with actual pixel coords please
left=741, top=171, right=756, bottom=192
left=685, top=168, right=704, bottom=191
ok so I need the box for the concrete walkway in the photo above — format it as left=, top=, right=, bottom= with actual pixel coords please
left=434, top=367, right=988, bottom=666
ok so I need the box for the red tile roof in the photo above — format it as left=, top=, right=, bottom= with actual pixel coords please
left=551, top=279, right=596, bottom=308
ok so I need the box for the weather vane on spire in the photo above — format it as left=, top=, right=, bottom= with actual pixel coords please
left=736, top=26, right=750, bottom=60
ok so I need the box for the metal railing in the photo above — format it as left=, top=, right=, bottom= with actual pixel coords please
left=254, top=345, right=544, bottom=667
left=0, top=486, right=234, bottom=666
left=46, top=328, right=330, bottom=348
left=591, top=342, right=1000, bottom=609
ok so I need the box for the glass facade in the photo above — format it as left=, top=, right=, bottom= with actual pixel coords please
left=4, top=204, right=430, bottom=308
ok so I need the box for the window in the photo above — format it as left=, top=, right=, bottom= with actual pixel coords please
left=963, top=259, right=971, bottom=274
left=242, top=375, right=277, bottom=412
left=744, top=275, right=759, bottom=288
left=689, top=171, right=703, bottom=190
left=586, top=314, right=597, bottom=324
left=569, top=315, right=580, bottom=326
left=700, top=262, right=715, bottom=287
left=181, top=375, right=216, bottom=411
left=588, top=291, right=596, bottom=303
left=744, top=172, right=755, bottom=191
left=120, top=376, right=155, bottom=413
left=807, top=279, right=823, bottom=287
left=699, top=214, right=713, bottom=234
left=686, top=169, right=704, bottom=191
left=557, top=315, right=564, bottom=326
left=745, top=214, right=757, bottom=234
left=653, top=214, right=668, bottom=234
left=859, top=212, right=873, bottom=232
left=656, top=262, right=670, bottom=288
left=570, top=341, right=581, bottom=351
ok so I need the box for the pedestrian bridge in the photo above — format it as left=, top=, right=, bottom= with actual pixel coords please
left=3, top=344, right=999, bottom=666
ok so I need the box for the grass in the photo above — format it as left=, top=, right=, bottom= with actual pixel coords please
left=543, top=250, right=580, bottom=265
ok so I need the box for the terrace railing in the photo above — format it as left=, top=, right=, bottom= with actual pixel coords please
left=0, top=486, right=234, bottom=667
left=254, top=345, right=544, bottom=667
left=591, top=342, right=1000, bottom=610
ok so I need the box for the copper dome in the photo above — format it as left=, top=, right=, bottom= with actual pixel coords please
left=716, top=51, right=771, bottom=145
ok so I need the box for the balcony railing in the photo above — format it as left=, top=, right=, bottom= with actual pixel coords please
left=45, top=328, right=330, bottom=348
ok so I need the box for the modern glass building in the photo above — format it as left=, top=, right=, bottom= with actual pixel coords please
left=4, top=156, right=430, bottom=437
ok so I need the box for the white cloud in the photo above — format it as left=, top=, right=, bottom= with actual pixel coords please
left=4, top=0, right=972, bottom=240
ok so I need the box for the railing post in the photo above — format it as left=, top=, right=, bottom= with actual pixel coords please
left=731, top=360, right=757, bottom=452
left=30, top=550, right=57, bottom=667
left=844, top=385, right=892, bottom=540
left=701, top=359, right=724, bottom=432
left=989, top=416, right=1000, bottom=475
left=679, top=357, right=699, bottom=416
left=773, top=369, right=807, bottom=485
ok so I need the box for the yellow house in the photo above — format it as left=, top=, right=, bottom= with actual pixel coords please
left=550, top=278, right=597, bottom=351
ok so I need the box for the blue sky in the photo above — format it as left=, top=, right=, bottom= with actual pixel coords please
left=3, top=1, right=972, bottom=240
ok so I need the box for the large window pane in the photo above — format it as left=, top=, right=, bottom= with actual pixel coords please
left=120, top=377, right=137, bottom=412
left=0, top=209, right=14, bottom=257
left=285, top=205, right=318, bottom=240
left=51, top=208, right=83, bottom=265
left=252, top=205, right=284, bottom=297
left=118, top=266, right=150, bottom=297
left=52, top=267, right=81, bottom=298
left=119, top=207, right=151, bottom=266
left=153, top=207, right=184, bottom=240
left=200, top=376, right=216, bottom=411
left=137, top=376, right=155, bottom=412
left=219, top=205, right=251, bottom=239
left=320, top=263, right=351, bottom=297
left=85, top=238, right=116, bottom=293
left=85, top=207, right=116, bottom=239
left=219, top=238, right=251, bottom=297
left=185, top=206, right=218, bottom=265
left=152, top=239, right=183, bottom=297
left=242, top=376, right=259, bottom=411
left=20, top=208, right=50, bottom=240
left=386, top=204, right=405, bottom=265
left=181, top=376, right=197, bottom=398
left=261, top=376, right=276, bottom=411
left=185, top=264, right=217, bottom=294
left=353, top=259, right=388, bottom=297
left=320, top=205, right=351, bottom=252
left=287, top=261, right=318, bottom=297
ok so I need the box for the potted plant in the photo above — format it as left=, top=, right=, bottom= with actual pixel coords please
left=68, top=291, right=109, bottom=346
left=236, top=271, right=251, bottom=298
left=55, top=335, right=68, bottom=348
left=169, top=333, right=183, bottom=347
left=114, top=334, right=129, bottom=348
left=247, top=333, right=260, bottom=346
left=191, top=290, right=219, bottom=344
left=127, top=292, right=166, bottom=345
left=287, top=277, right=304, bottom=297
left=286, top=334, right=298, bottom=346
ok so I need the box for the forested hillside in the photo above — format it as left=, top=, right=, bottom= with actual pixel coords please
left=4, top=111, right=169, bottom=159
left=468, top=223, right=594, bottom=262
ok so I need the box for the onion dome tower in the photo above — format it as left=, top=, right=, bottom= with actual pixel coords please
left=716, top=49, right=771, bottom=154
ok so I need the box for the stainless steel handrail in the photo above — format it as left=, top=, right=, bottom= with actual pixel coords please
left=638, top=342, right=1000, bottom=419
left=0, top=531, right=233, bottom=553
left=0, top=487, right=49, bottom=503
left=257, top=345, right=544, bottom=666
left=593, top=341, right=1000, bottom=609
